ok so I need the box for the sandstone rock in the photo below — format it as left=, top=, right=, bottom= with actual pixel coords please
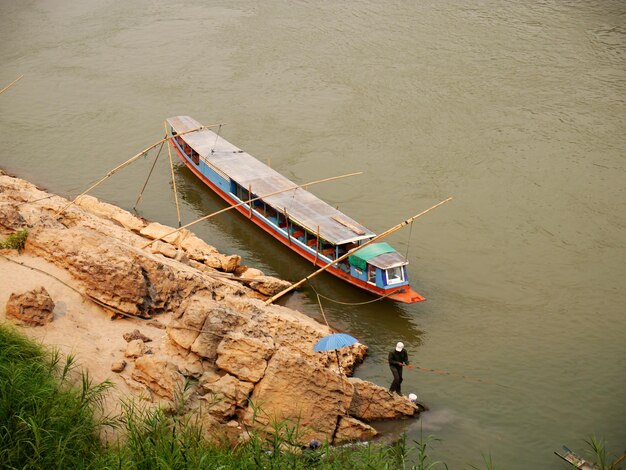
left=347, top=377, right=418, bottom=421
left=132, top=355, right=185, bottom=400
left=179, top=235, right=219, bottom=262
left=147, top=319, right=166, bottom=330
left=125, top=339, right=146, bottom=358
left=220, top=254, right=241, bottom=273
left=168, top=293, right=252, bottom=362
left=334, top=416, right=378, bottom=444
left=111, top=360, right=127, bottom=373
left=167, top=294, right=211, bottom=350
left=247, top=276, right=292, bottom=296
left=217, top=298, right=364, bottom=373
left=75, top=195, right=146, bottom=232
left=246, top=301, right=367, bottom=374
left=200, top=373, right=254, bottom=421
left=191, top=305, right=250, bottom=360
left=25, top=226, right=209, bottom=318
left=161, top=338, right=206, bottom=378
left=336, top=344, right=368, bottom=376
left=0, top=177, right=60, bottom=230
left=0, top=205, right=26, bottom=231
left=198, top=369, right=222, bottom=387
left=210, top=277, right=254, bottom=301
left=74, top=194, right=114, bottom=218
left=123, top=329, right=152, bottom=343
left=173, top=249, right=190, bottom=264
left=243, top=348, right=353, bottom=444
left=140, top=222, right=189, bottom=245
left=111, top=211, right=146, bottom=233
left=149, top=240, right=178, bottom=259
left=216, top=332, right=275, bottom=383
left=238, top=267, right=264, bottom=278
left=5, top=286, right=55, bottom=326
left=201, top=254, right=225, bottom=270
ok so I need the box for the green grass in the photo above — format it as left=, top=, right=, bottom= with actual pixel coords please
left=0, top=228, right=28, bottom=250
left=0, top=323, right=113, bottom=469
left=583, top=436, right=626, bottom=470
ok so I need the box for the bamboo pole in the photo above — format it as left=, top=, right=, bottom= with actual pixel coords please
left=165, top=122, right=182, bottom=227
left=0, top=75, right=23, bottom=95
left=264, top=197, right=453, bottom=305
left=54, top=124, right=220, bottom=217
left=133, top=141, right=164, bottom=210
left=142, top=171, right=362, bottom=248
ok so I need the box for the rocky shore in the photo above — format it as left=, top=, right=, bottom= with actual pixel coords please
left=0, top=171, right=419, bottom=445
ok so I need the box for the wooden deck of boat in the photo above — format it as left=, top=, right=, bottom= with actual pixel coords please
left=167, top=116, right=376, bottom=246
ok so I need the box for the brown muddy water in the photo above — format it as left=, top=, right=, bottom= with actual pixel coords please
left=1, top=1, right=625, bottom=468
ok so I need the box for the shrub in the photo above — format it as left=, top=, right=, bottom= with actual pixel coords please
left=0, top=228, right=28, bottom=251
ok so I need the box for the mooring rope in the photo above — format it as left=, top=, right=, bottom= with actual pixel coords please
left=10, top=195, right=56, bottom=207
left=315, top=293, right=331, bottom=328
left=310, top=283, right=397, bottom=306
left=404, top=220, right=414, bottom=260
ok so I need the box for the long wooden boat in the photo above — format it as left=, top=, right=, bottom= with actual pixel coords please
left=166, top=116, right=425, bottom=303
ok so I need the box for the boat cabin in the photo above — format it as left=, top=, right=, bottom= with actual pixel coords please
left=347, top=242, right=409, bottom=289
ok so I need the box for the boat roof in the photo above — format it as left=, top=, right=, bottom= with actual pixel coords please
left=348, top=242, right=408, bottom=269
left=167, top=116, right=377, bottom=245
left=368, top=251, right=408, bottom=269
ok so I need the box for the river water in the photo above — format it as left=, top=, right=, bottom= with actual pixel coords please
left=1, top=1, right=624, bottom=468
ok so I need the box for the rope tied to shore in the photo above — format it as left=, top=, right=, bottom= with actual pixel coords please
left=311, top=284, right=397, bottom=306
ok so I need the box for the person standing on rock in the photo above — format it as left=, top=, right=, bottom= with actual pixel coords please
left=388, top=341, right=411, bottom=395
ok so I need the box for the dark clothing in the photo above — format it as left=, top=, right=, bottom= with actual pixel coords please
left=388, top=349, right=409, bottom=368
left=388, top=349, right=409, bottom=395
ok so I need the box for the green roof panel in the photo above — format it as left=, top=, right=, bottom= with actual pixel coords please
left=349, top=243, right=397, bottom=270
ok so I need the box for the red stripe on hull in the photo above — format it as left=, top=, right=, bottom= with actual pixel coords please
left=172, top=144, right=425, bottom=303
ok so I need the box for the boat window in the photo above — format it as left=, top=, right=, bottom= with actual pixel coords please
left=367, top=265, right=376, bottom=284
left=385, top=266, right=405, bottom=285
left=290, top=224, right=304, bottom=240
left=321, top=242, right=335, bottom=259
left=276, top=213, right=287, bottom=228
left=239, top=186, right=250, bottom=202
left=191, top=149, right=200, bottom=165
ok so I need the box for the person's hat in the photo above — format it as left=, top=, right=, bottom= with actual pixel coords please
left=408, top=393, right=417, bottom=403
left=395, top=342, right=404, bottom=352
